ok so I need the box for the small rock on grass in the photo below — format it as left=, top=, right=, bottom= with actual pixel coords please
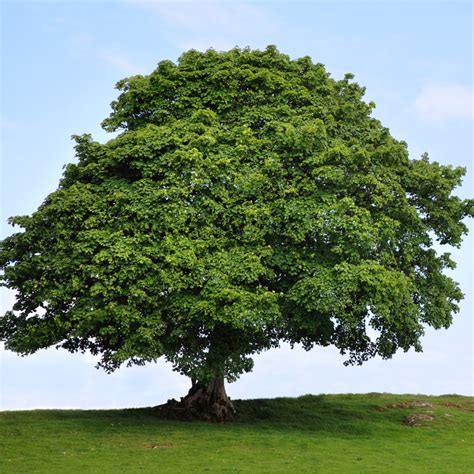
left=403, top=414, right=434, bottom=426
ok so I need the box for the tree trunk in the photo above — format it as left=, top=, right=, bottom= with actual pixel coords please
left=157, top=376, right=235, bottom=422
left=181, top=376, right=235, bottom=422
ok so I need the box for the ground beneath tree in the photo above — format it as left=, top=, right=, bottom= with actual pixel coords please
left=1, top=394, right=473, bottom=472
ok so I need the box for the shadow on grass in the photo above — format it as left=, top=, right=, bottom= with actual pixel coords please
left=2, top=394, right=413, bottom=437
left=231, top=394, right=390, bottom=435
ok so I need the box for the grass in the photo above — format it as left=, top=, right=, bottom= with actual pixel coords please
left=1, top=393, right=473, bottom=473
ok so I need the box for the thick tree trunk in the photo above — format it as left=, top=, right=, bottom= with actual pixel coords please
left=156, top=376, right=235, bottom=422
left=182, top=376, right=235, bottom=422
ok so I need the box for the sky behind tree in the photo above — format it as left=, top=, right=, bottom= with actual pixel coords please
left=1, top=0, right=472, bottom=409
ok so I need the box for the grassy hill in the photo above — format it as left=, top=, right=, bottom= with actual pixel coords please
left=1, top=393, right=473, bottom=473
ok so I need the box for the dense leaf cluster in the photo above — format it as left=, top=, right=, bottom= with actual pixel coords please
left=1, top=46, right=472, bottom=382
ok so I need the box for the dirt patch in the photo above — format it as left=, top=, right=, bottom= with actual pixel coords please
left=441, top=401, right=474, bottom=412
left=143, top=443, right=174, bottom=449
left=442, top=402, right=461, bottom=408
left=382, top=400, right=433, bottom=410
left=403, top=414, right=434, bottom=427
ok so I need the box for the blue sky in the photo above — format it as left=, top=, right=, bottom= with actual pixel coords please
left=1, top=0, right=473, bottom=410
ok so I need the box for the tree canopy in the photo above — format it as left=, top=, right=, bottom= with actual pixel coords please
left=1, top=46, right=472, bottom=418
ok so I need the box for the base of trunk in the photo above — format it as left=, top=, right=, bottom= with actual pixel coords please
left=155, top=376, right=235, bottom=423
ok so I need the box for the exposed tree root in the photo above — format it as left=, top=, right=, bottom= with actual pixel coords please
left=154, top=376, right=235, bottom=423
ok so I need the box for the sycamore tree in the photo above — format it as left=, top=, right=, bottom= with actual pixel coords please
left=1, top=46, right=472, bottom=421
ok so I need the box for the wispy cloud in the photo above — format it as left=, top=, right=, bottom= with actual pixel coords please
left=98, top=49, right=144, bottom=75
left=66, top=29, right=143, bottom=75
left=70, top=31, right=95, bottom=49
left=152, top=1, right=277, bottom=35
left=124, top=0, right=280, bottom=52
left=51, top=16, right=81, bottom=27
left=414, top=82, right=474, bottom=123
left=180, top=38, right=237, bottom=53
left=0, top=118, right=20, bottom=131
left=58, top=24, right=143, bottom=75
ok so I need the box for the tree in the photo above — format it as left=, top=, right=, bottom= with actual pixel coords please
left=1, top=46, right=472, bottom=421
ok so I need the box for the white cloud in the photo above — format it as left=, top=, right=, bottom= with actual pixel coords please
left=414, top=82, right=474, bottom=123
left=0, top=289, right=16, bottom=313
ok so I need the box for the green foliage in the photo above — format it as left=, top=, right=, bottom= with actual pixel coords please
left=1, top=46, right=472, bottom=382
left=1, top=394, right=473, bottom=472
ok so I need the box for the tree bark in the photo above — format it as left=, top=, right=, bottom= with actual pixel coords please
left=157, top=376, right=235, bottom=422
left=181, top=376, right=235, bottom=422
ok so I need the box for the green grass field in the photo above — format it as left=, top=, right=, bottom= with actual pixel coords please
left=1, top=393, right=472, bottom=473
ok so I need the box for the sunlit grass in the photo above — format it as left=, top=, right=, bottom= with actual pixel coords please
left=1, top=393, right=472, bottom=473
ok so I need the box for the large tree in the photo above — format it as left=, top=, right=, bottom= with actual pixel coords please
left=1, top=46, right=472, bottom=421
